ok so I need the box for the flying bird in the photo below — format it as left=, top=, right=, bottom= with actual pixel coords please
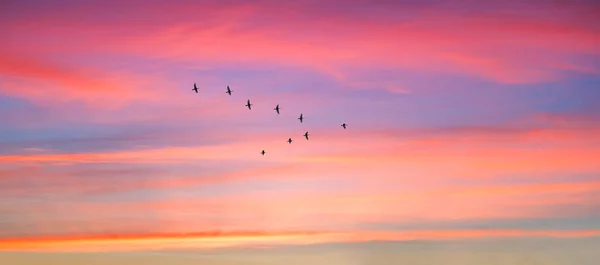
left=303, top=131, right=309, bottom=140
left=192, top=83, right=199, bottom=93
left=274, top=104, right=281, bottom=114
left=246, top=99, right=252, bottom=110
left=287, top=138, right=292, bottom=144
left=226, top=85, right=232, bottom=95
left=298, top=113, right=304, bottom=123
left=261, top=150, right=266, bottom=156
left=341, top=123, right=347, bottom=129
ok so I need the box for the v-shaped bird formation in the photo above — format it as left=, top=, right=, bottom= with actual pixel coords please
left=193, top=83, right=347, bottom=156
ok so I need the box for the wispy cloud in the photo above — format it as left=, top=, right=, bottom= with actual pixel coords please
left=2, top=229, right=599, bottom=252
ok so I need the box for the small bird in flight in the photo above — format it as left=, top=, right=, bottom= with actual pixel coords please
left=341, top=123, right=347, bottom=129
left=303, top=131, right=309, bottom=140
left=298, top=113, right=304, bottom=123
left=261, top=150, right=266, bottom=156
left=274, top=104, right=281, bottom=114
left=287, top=138, right=292, bottom=144
left=246, top=99, right=252, bottom=110
left=226, top=85, right=233, bottom=95
left=192, top=83, right=199, bottom=93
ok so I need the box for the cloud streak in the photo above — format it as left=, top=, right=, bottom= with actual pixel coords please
left=1, top=229, right=599, bottom=252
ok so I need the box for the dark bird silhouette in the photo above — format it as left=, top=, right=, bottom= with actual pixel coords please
left=287, top=138, right=292, bottom=144
left=341, top=123, right=347, bottom=129
left=226, top=85, right=232, bottom=95
left=298, top=113, right=304, bottom=123
left=303, top=131, right=309, bottom=140
left=274, top=104, right=280, bottom=114
left=246, top=99, right=252, bottom=110
left=192, top=83, right=199, bottom=93
left=261, top=150, right=266, bottom=156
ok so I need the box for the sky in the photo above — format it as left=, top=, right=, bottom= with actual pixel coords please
left=1, top=0, right=600, bottom=264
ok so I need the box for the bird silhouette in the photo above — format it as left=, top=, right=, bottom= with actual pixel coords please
left=287, top=138, right=292, bottom=144
left=246, top=99, right=252, bottom=110
left=226, top=85, right=233, bottom=95
left=303, top=131, right=309, bottom=140
left=192, top=83, right=199, bottom=93
left=298, top=113, right=304, bottom=123
left=261, top=150, right=266, bottom=156
left=274, top=104, right=281, bottom=114
left=341, top=123, right=347, bottom=129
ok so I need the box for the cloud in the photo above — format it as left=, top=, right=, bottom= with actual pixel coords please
left=1, top=0, right=599, bottom=250
left=2, top=0, right=598, bottom=101
left=1, top=229, right=599, bottom=252
left=0, top=53, right=170, bottom=109
left=2, top=168, right=598, bottom=239
left=107, top=9, right=599, bottom=84
left=1, top=120, right=599, bottom=199
left=2, top=121, right=597, bottom=239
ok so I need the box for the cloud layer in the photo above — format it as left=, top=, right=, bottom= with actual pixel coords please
left=1, top=0, right=600, bottom=252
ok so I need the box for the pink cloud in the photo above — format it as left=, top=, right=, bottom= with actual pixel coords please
left=1, top=0, right=597, bottom=105
left=92, top=2, right=600, bottom=83
left=108, top=17, right=597, bottom=84
left=0, top=53, right=171, bottom=109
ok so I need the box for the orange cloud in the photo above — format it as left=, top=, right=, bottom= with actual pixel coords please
left=1, top=229, right=599, bottom=252
left=2, top=118, right=598, bottom=239
left=6, top=175, right=596, bottom=239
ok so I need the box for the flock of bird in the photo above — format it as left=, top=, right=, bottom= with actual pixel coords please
left=193, top=83, right=347, bottom=156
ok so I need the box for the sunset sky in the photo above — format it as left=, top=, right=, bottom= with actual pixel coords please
left=1, top=0, right=600, bottom=264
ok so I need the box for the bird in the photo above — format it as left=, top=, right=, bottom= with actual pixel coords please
left=226, top=85, right=233, bottom=95
left=192, top=83, right=199, bottom=93
left=303, top=131, right=309, bottom=140
left=261, top=150, right=266, bottom=156
left=341, top=123, right=347, bottom=129
left=246, top=99, right=252, bottom=110
left=298, top=113, right=304, bottom=123
left=287, top=138, right=292, bottom=144
left=274, top=104, right=281, bottom=114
